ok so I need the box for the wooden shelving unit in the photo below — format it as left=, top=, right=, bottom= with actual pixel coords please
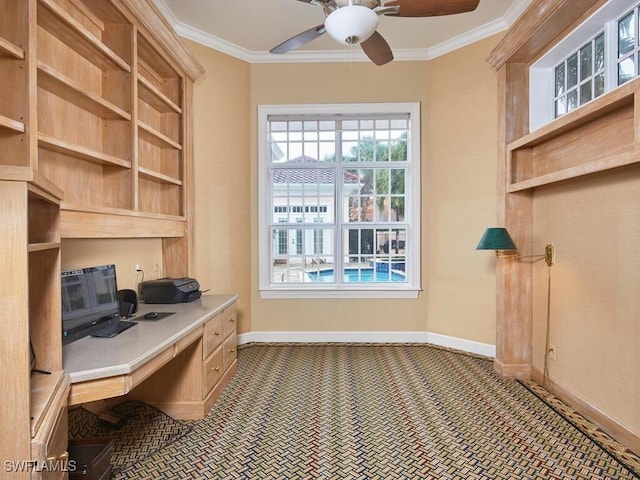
left=0, top=0, right=204, bottom=477
left=37, top=62, right=132, bottom=120
left=507, top=78, right=639, bottom=192
left=37, top=0, right=131, bottom=72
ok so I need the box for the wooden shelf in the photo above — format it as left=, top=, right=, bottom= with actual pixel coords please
left=37, top=0, right=131, bottom=73
left=0, top=35, right=25, bottom=59
left=139, top=166, right=182, bottom=185
left=137, top=33, right=177, bottom=79
left=0, top=114, right=25, bottom=133
left=61, top=204, right=186, bottom=238
left=38, top=62, right=131, bottom=120
left=138, top=75, right=182, bottom=114
left=507, top=79, right=639, bottom=191
left=38, top=133, right=132, bottom=168
left=28, top=242, right=61, bottom=253
left=138, top=121, right=182, bottom=150
left=508, top=150, right=640, bottom=192
left=508, top=84, right=635, bottom=152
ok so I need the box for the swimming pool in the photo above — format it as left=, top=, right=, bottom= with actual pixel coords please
left=307, top=267, right=406, bottom=283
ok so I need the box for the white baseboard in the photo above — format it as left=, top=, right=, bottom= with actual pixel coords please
left=237, top=331, right=495, bottom=358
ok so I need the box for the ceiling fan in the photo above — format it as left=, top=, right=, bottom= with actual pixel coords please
left=270, top=0, right=480, bottom=66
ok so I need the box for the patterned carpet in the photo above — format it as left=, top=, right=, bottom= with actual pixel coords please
left=69, top=344, right=640, bottom=479
left=68, top=401, right=193, bottom=476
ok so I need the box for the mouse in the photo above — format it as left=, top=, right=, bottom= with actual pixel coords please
left=143, top=312, right=159, bottom=319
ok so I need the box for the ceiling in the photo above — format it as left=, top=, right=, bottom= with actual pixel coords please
left=154, top=0, right=532, bottom=64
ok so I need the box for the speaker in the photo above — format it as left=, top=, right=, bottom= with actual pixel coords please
left=118, top=289, right=138, bottom=318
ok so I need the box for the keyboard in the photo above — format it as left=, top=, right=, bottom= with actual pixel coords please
left=91, top=320, right=138, bottom=338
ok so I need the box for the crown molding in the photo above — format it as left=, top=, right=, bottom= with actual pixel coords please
left=157, top=0, right=532, bottom=64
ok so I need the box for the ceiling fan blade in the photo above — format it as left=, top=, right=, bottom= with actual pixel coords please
left=360, top=31, right=393, bottom=66
left=384, top=0, right=480, bottom=17
left=270, top=24, right=326, bottom=54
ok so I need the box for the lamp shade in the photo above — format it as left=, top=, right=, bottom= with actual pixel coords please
left=476, top=227, right=517, bottom=251
left=324, top=5, right=379, bottom=46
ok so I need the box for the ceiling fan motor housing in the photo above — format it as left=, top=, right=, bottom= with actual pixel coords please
left=324, top=5, right=379, bottom=45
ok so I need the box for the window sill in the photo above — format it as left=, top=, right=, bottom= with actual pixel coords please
left=260, top=287, right=421, bottom=299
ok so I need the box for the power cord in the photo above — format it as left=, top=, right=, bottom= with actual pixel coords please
left=542, top=265, right=552, bottom=387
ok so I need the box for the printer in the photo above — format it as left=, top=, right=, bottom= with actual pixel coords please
left=139, top=277, right=202, bottom=304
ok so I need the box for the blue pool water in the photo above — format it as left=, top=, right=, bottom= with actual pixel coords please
left=307, top=268, right=406, bottom=283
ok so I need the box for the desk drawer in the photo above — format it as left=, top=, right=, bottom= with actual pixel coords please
left=205, top=347, right=224, bottom=394
left=204, top=313, right=223, bottom=359
left=222, top=304, right=237, bottom=339
left=223, top=332, right=237, bottom=370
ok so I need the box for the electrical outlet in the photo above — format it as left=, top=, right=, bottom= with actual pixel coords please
left=548, top=344, right=557, bottom=361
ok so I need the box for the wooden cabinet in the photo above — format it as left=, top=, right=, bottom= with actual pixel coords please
left=0, top=179, right=68, bottom=479
left=32, top=0, right=203, bottom=236
left=205, top=304, right=237, bottom=400
left=128, top=302, right=238, bottom=420
left=1, top=0, right=204, bottom=476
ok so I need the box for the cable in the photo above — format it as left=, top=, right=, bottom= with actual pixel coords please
left=542, top=265, right=552, bottom=386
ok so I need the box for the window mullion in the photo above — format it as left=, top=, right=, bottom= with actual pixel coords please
left=335, top=120, right=344, bottom=288
left=605, top=19, right=618, bottom=92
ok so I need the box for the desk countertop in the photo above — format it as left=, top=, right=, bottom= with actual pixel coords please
left=62, top=294, right=238, bottom=383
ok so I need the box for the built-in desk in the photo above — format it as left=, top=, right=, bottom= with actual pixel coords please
left=63, top=294, right=239, bottom=419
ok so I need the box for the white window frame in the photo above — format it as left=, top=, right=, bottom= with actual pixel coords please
left=530, top=0, right=638, bottom=131
left=258, top=103, right=421, bottom=299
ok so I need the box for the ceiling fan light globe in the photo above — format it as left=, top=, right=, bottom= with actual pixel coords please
left=324, top=5, right=379, bottom=46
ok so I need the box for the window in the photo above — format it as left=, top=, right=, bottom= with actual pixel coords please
left=530, top=0, right=640, bottom=130
left=618, top=6, right=640, bottom=84
left=553, top=33, right=605, bottom=117
left=258, top=103, right=421, bottom=299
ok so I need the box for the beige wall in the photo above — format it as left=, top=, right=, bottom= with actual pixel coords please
left=532, top=165, right=640, bottom=437
left=186, top=41, right=252, bottom=334
left=247, top=36, right=500, bottom=342
left=425, top=37, right=499, bottom=344
left=61, top=238, right=163, bottom=291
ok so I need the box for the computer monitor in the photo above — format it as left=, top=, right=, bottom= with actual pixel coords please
left=61, top=264, right=119, bottom=345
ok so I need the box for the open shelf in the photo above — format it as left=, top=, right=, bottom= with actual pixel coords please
left=38, top=62, right=131, bottom=120
left=37, top=0, right=131, bottom=73
left=138, top=75, right=182, bottom=114
left=28, top=184, right=60, bottom=248
left=38, top=133, right=132, bottom=168
left=60, top=204, right=186, bottom=239
left=507, top=79, right=639, bottom=192
left=138, top=121, right=182, bottom=150
left=0, top=35, right=24, bottom=59
left=0, top=113, right=25, bottom=133
left=139, top=166, right=182, bottom=185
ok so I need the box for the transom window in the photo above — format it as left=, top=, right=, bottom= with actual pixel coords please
left=554, top=33, right=606, bottom=117
left=531, top=0, right=640, bottom=130
left=618, top=6, right=640, bottom=84
left=258, top=103, right=421, bottom=299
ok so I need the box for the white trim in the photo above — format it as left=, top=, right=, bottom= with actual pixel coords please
left=258, top=102, right=421, bottom=298
left=237, top=330, right=496, bottom=358
left=155, top=0, right=532, bottom=64
left=529, top=0, right=640, bottom=131
left=259, top=288, right=420, bottom=299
